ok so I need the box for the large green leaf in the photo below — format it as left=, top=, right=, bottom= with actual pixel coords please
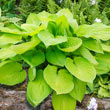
left=52, top=92, right=76, bottom=110
left=58, top=37, right=82, bottom=52
left=76, top=23, right=110, bottom=41
left=70, top=78, right=86, bottom=102
left=56, top=15, right=69, bottom=36
left=27, top=70, right=52, bottom=107
left=101, top=43, right=110, bottom=52
left=65, top=57, right=96, bottom=83
left=83, top=38, right=103, bottom=53
left=79, top=46, right=98, bottom=65
left=37, top=11, right=52, bottom=27
left=57, top=8, right=78, bottom=33
left=28, top=67, right=36, bottom=81
left=22, top=50, right=45, bottom=67
left=95, top=59, right=109, bottom=75
left=20, top=13, right=42, bottom=36
left=38, top=30, right=67, bottom=47
left=96, top=52, right=110, bottom=69
left=57, top=9, right=73, bottom=22
left=0, top=47, right=16, bottom=60
left=21, top=24, right=45, bottom=36
left=0, top=34, right=22, bottom=47
left=69, top=19, right=79, bottom=33
left=12, top=36, right=41, bottom=54
left=47, top=21, right=57, bottom=36
left=0, top=61, right=26, bottom=85
left=0, top=24, right=24, bottom=35
left=21, top=24, right=38, bottom=34
left=44, top=65, right=74, bottom=94
left=37, top=11, right=51, bottom=20
left=26, top=13, right=41, bottom=25
left=46, top=47, right=66, bottom=67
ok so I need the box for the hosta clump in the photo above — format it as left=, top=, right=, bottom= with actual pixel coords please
left=0, top=9, right=110, bottom=110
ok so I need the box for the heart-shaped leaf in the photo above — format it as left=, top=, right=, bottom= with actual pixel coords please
left=38, top=30, right=67, bottom=47
left=46, top=47, right=66, bottom=66
left=0, top=61, right=26, bottom=85
left=22, top=50, right=45, bottom=67
left=96, top=52, right=110, bottom=69
left=12, top=36, right=40, bottom=54
left=79, top=46, right=98, bottom=65
left=70, top=78, right=86, bottom=102
left=44, top=65, right=74, bottom=94
left=27, top=70, right=52, bottom=107
left=76, top=23, right=110, bottom=41
left=95, top=59, right=109, bottom=75
left=52, top=92, right=76, bottom=110
left=83, top=38, right=103, bottom=53
left=65, top=57, right=96, bottom=83
left=28, top=67, right=36, bottom=81
left=58, top=37, right=82, bottom=52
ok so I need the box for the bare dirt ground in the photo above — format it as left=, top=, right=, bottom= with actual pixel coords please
left=0, top=81, right=110, bottom=110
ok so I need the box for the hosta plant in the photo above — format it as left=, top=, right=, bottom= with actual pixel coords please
left=0, top=9, right=110, bottom=110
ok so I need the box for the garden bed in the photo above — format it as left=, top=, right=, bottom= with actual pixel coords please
left=0, top=82, right=110, bottom=110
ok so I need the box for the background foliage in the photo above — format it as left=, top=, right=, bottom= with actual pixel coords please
left=0, top=0, right=110, bottom=24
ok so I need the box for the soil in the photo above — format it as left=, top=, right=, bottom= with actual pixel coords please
left=0, top=81, right=110, bottom=110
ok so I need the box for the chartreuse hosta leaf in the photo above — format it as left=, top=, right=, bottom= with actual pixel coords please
left=47, top=21, right=57, bottom=35
left=38, top=30, right=67, bottom=47
left=0, top=34, right=22, bottom=47
left=69, top=19, right=79, bottom=33
left=65, top=57, right=96, bottom=83
left=26, top=13, right=41, bottom=25
left=21, top=24, right=45, bottom=36
left=44, top=65, right=74, bottom=94
left=0, top=47, right=16, bottom=60
left=46, top=47, right=66, bottom=67
left=56, top=15, right=69, bottom=36
left=0, top=61, right=26, bottom=85
left=79, top=46, right=98, bottom=65
left=52, top=92, right=76, bottom=110
left=21, top=24, right=38, bottom=34
left=70, top=78, right=86, bottom=102
left=37, top=11, right=51, bottom=20
left=83, top=38, right=103, bottom=53
left=95, top=59, right=109, bottom=75
left=28, top=67, right=36, bottom=81
left=22, top=50, right=45, bottom=67
left=0, top=24, right=25, bottom=35
left=58, top=37, right=82, bottom=52
left=96, top=52, right=110, bottom=69
left=27, top=70, right=52, bottom=107
left=12, top=36, right=41, bottom=54
left=101, top=43, right=110, bottom=52
left=21, top=13, right=45, bottom=36
left=37, top=11, right=54, bottom=27
left=76, top=23, right=110, bottom=41
left=56, top=9, right=79, bottom=33
left=56, top=9, right=73, bottom=22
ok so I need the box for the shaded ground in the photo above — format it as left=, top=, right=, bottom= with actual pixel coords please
left=0, top=81, right=110, bottom=110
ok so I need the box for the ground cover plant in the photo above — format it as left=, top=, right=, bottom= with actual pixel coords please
left=0, top=8, right=110, bottom=110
